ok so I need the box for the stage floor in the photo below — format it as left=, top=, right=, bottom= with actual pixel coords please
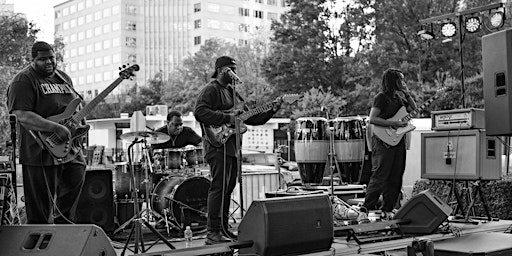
left=115, top=218, right=512, bottom=256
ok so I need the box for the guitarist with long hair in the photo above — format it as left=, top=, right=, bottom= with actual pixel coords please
left=194, top=56, right=280, bottom=245
left=363, top=68, right=417, bottom=218
left=6, top=41, right=86, bottom=224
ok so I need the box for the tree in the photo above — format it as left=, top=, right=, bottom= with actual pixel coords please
left=163, top=38, right=277, bottom=115
left=262, top=0, right=341, bottom=94
left=0, top=14, right=39, bottom=154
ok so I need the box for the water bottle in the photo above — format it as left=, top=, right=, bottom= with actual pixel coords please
left=184, top=226, right=193, bottom=248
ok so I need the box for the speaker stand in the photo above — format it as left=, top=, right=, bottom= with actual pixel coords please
left=446, top=180, right=494, bottom=223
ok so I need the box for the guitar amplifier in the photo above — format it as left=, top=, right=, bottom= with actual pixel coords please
left=421, top=129, right=501, bottom=180
left=431, top=108, right=485, bottom=130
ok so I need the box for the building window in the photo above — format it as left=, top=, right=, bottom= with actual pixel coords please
left=128, top=54, right=136, bottom=63
left=126, top=37, right=136, bottom=47
left=254, top=10, right=263, bottom=19
left=267, top=0, right=277, bottom=5
left=255, top=0, right=263, bottom=3
left=126, top=21, right=136, bottom=30
left=239, top=23, right=249, bottom=32
left=194, top=36, right=201, bottom=45
left=239, top=8, right=249, bottom=16
left=194, top=3, right=201, bottom=12
left=194, top=19, right=201, bottom=29
left=126, top=5, right=136, bottom=14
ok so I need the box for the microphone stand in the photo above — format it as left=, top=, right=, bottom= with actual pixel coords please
left=323, top=109, right=339, bottom=198
left=232, top=78, right=245, bottom=218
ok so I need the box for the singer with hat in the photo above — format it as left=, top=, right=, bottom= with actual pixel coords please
left=194, top=56, right=281, bottom=244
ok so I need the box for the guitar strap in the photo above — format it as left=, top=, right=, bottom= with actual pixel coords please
left=54, top=70, right=86, bottom=124
left=54, top=70, right=84, bottom=101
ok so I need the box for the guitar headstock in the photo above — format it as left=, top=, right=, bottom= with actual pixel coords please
left=119, top=64, right=140, bottom=80
left=278, top=94, right=302, bottom=104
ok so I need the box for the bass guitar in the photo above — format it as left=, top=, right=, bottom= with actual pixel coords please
left=31, top=64, right=139, bottom=161
left=369, top=85, right=452, bottom=146
left=204, top=94, right=302, bottom=147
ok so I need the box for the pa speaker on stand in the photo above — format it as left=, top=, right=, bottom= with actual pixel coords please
left=483, top=28, right=512, bottom=135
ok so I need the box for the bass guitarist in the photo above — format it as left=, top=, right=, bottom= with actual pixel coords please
left=194, top=56, right=280, bottom=244
left=6, top=41, right=86, bottom=224
left=363, top=68, right=416, bottom=218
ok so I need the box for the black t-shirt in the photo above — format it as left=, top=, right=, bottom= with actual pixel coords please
left=151, top=126, right=202, bottom=149
left=373, top=92, right=405, bottom=119
left=7, top=66, right=85, bottom=166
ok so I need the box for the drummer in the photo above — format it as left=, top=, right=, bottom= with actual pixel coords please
left=152, top=110, right=202, bottom=149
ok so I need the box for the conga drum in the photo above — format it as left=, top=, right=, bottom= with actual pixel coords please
left=330, top=116, right=366, bottom=162
left=294, top=117, right=329, bottom=185
left=329, top=116, right=367, bottom=183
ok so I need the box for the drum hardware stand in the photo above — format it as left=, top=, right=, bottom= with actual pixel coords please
left=119, top=138, right=175, bottom=256
left=164, top=195, right=208, bottom=228
left=274, top=145, right=286, bottom=190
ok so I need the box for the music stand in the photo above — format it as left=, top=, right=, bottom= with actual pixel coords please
left=118, top=132, right=175, bottom=255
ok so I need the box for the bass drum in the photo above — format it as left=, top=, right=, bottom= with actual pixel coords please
left=151, top=175, right=210, bottom=230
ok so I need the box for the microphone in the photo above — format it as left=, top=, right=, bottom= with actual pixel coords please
left=223, top=67, right=242, bottom=83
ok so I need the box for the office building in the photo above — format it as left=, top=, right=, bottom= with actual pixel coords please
left=54, top=0, right=288, bottom=99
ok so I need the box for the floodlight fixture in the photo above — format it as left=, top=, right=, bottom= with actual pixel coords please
left=441, top=21, right=457, bottom=37
left=489, top=10, right=505, bottom=29
left=465, top=16, right=481, bottom=33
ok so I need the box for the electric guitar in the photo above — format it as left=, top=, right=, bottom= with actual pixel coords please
left=368, top=85, right=452, bottom=146
left=31, top=64, right=140, bottom=161
left=204, top=94, right=302, bottom=147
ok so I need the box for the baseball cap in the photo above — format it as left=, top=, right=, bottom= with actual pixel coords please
left=211, top=56, right=236, bottom=78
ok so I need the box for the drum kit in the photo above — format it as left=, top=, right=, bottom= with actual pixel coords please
left=113, top=130, right=210, bottom=244
left=294, top=116, right=367, bottom=185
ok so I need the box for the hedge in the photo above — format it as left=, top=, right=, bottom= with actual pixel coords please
left=412, top=176, right=512, bottom=220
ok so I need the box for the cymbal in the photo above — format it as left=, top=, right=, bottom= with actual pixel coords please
left=120, top=131, right=170, bottom=144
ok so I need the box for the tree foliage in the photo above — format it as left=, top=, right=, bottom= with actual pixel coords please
left=260, top=0, right=510, bottom=119
left=0, top=14, right=39, bottom=154
left=163, top=38, right=277, bottom=115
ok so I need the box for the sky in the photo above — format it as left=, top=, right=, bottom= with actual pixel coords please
left=8, top=0, right=65, bottom=42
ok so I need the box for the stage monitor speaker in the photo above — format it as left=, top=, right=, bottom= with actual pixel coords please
left=238, top=194, right=333, bottom=256
left=421, top=130, right=501, bottom=180
left=0, top=224, right=115, bottom=256
left=393, top=189, right=452, bottom=234
left=76, top=168, right=115, bottom=232
left=483, top=28, right=512, bottom=135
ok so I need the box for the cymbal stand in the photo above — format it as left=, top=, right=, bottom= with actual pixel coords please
left=120, top=139, right=175, bottom=256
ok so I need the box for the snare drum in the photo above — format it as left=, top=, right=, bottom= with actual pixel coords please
left=294, top=117, right=329, bottom=184
left=151, top=175, right=210, bottom=230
